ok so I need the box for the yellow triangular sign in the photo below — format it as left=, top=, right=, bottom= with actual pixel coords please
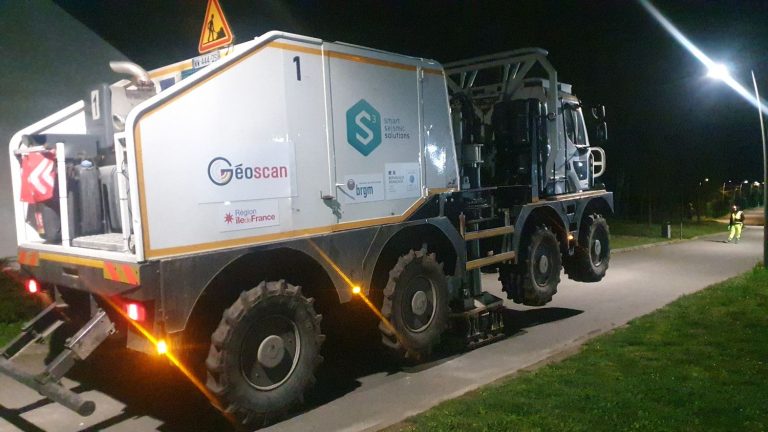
left=198, top=0, right=234, bottom=54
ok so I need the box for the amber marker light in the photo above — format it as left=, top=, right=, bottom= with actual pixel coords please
left=99, top=295, right=235, bottom=425
left=306, top=239, right=401, bottom=338
left=156, top=340, right=168, bottom=355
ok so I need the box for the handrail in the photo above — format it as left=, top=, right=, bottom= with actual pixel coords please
left=443, top=47, right=549, bottom=69
left=12, top=145, right=53, bottom=156
left=590, top=147, right=607, bottom=178
left=114, top=134, right=133, bottom=252
left=55, top=142, right=70, bottom=246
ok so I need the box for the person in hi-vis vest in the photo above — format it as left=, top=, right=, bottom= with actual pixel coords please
left=728, top=205, right=745, bottom=243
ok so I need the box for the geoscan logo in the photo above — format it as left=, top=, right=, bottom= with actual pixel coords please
left=346, top=99, right=381, bottom=156
left=207, top=156, right=289, bottom=186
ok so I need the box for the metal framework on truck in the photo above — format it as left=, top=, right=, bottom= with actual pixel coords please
left=445, top=48, right=607, bottom=198
left=447, top=48, right=559, bottom=200
left=445, top=47, right=559, bottom=110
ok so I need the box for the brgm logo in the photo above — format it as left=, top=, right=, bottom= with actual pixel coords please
left=208, top=157, right=233, bottom=186
left=346, top=99, right=381, bottom=156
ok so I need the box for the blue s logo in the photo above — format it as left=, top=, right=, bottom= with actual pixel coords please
left=346, top=99, right=382, bottom=156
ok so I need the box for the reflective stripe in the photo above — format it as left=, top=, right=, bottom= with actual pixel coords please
left=102, top=262, right=141, bottom=285
left=19, top=249, right=140, bottom=285
left=18, top=250, right=40, bottom=267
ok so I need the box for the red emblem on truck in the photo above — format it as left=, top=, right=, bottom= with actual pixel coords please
left=20, top=151, right=56, bottom=203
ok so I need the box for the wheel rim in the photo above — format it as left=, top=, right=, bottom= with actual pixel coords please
left=257, top=335, right=286, bottom=368
left=401, top=275, right=437, bottom=333
left=533, top=238, right=556, bottom=286
left=240, top=315, right=301, bottom=391
left=538, top=255, right=550, bottom=274
left=590, top=228, right=608, bottom=267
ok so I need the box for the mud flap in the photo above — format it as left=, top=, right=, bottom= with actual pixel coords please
left=0, top=304, right=114, bottom=416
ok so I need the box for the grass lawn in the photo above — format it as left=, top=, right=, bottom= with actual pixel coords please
left=0, top=265, right=41, bottom=347
left=610, top=219, right=726, bottom=249
left=393, top=267, right=768, bottom=432
left=0, top=322, right=25, bottom=347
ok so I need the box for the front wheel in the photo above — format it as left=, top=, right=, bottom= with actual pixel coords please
left=502, top=226, right=561, bottom=306
left=205, top=280, right=324, bottom=426
left=565, top=214, right=610, bottom=282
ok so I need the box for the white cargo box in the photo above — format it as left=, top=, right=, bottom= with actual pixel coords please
left=10, top=31, right=459, bottom=262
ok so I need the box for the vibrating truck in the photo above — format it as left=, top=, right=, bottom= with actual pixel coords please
left=4, top=31, right=612, bottom=425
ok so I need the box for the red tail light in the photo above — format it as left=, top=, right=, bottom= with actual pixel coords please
left=26, top=279, right=39, bottom=294
left=126, top=302, right=146, bottom=322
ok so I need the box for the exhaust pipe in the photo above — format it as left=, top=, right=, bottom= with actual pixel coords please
left=109, top=61, right=153, bottom=89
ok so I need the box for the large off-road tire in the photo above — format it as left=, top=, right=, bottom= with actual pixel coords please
left=205, top=280, right=324, bottom=427
left=565, top=214, right=610, bottom=282
left=379, top=247, right=449, bottom=361
left=514, top=226, right=562, bottom=306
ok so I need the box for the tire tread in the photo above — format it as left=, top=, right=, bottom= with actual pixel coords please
left=204, top=280, right=324, bottom=427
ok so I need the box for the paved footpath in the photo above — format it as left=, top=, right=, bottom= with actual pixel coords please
left=264, top=226, right=761, bottom=432
left=0, top=225, right=762, bottom=432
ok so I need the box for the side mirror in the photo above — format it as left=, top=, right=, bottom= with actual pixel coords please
left=596, top=122, right=608, bottom=143
left=591, top=105, right=606, bottom=120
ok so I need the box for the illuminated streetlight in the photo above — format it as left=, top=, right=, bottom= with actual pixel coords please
left=638, top=0, right=767, bottom=263
left=707, top=63, right=730, bottom=81
left=708, top=63, right=768, bottom=265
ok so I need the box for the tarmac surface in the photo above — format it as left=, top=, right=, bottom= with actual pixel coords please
left=0, top=211, right=762, bottom=432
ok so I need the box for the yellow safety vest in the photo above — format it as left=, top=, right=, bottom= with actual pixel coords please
left=733, top=211, right=744, bottom=224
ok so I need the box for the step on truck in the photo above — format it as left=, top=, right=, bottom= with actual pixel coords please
left=4, top=31, right=612, bottom=425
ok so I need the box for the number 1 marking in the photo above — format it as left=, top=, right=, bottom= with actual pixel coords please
left=293, top=56, right=302, bottom=81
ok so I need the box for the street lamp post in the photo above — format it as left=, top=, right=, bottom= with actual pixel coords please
left=709, top=65, right=768, bottom=267
left=751, top=181, right=761, bottom=207
left=751, top=71, right=768, bottom=266
left=741, top=179, right=749, bottom=206
left=696, top=178, right=709, bottom=222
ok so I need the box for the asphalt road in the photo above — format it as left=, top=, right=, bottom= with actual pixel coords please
left=0, top=221, right=762, bottom=432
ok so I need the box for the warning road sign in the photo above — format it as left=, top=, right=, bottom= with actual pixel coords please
left=198, top=0, right=234, bottom=54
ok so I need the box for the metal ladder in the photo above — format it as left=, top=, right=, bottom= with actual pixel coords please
left=0, top=301, right=115, bottom=416
left=451, top=205, right=515, bottom=349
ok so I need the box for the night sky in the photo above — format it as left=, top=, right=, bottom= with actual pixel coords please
left=54, top=0, right=768, bottom=218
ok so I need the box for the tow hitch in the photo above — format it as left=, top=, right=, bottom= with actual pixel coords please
left=0, top=302, right=115, bottom=416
